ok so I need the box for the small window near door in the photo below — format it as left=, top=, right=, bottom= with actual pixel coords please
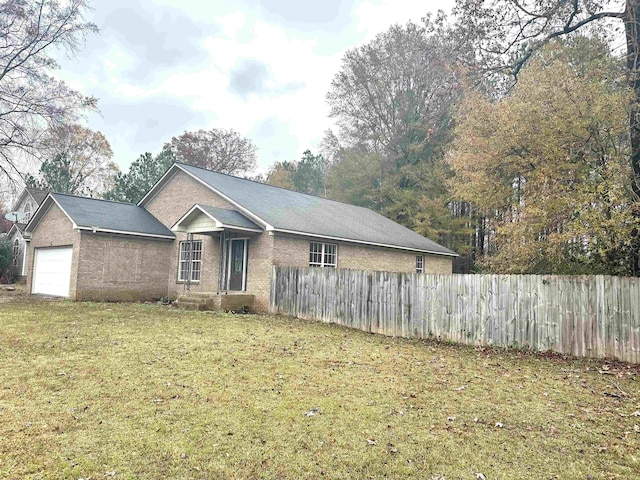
left=415, top=255, right=424, bottom=273
left=12, top=239, right=19, bottom=266
left=178, top=240, right=202, bottom=282
left=309, top=242, right=337, bottom=268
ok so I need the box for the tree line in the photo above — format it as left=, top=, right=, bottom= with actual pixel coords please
left=269, top=2, right=640, bottom=277
left=2, top=0, right=640, bottom=277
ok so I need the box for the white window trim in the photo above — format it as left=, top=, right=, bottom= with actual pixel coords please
left=309, top=242, right=338, bottom=268
left=416, top=255, right=424, bottom=273
left=178, top=240, right=202, bottom=282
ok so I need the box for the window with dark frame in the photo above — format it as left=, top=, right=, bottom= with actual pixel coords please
left=415, top=255, right=424, bottom=273
left=309, top=242, right=337, bottom=268
left=178, top=240, right=202, bottom=282
left=12, top=239, right=18, bottom=266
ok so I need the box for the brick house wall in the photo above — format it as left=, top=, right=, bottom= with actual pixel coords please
left=244, top=233, right=452, bottom=312
left=75, top=232, right=172, bottom=302
left=27, top=203, right=81, bottom=299
left=271, top=233, right=453, bottom=273
left=243, top=232, right=274, bottom=311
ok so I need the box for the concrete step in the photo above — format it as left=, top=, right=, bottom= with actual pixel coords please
left=175, top=293, right=255, bottom=313
left=176, top=294, right=217, bottom=311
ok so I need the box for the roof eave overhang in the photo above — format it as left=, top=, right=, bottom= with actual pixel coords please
left=219, top=225, right=263, bottom=233
left=171, top=204, right=263, bottom=234
left=269, top=227, right=459, bottom=257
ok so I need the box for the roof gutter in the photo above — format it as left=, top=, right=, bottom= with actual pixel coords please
left=77, top=226, right=175, bottom=240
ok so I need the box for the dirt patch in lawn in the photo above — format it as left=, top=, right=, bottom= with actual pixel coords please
left=0, top=284, right=27, bottom=303
left=0, top=298, right=638, bottom=479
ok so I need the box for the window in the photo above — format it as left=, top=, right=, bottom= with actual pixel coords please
left=178, top=240, right=202, bottom=282
left=309, top=242, right=337, bottom=268
left=415, top=255, right=424, bottom=273
left=23, top=201, right=33, bottom=222
left=12, top=239, right=19, bottom=266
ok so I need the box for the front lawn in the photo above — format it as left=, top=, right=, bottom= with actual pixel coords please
left=0, top=298, right=638, bottom=479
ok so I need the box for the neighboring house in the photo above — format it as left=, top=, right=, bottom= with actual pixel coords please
left=24, top=163, right=457, bottom=311
left=7, top=188, right=48, bottom=281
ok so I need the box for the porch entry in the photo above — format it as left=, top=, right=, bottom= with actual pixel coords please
left=171, top=205, right=261, bottom=293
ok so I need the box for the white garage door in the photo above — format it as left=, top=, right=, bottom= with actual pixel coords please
left=33, top=247, right=73, bottom=297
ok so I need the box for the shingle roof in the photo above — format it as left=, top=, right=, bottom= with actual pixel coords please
left=198, top=205, right=261, bottom=230
left=26, top=188, right=49, bottom=205
left=176, top=163, right=456, bottom=256
left=35, top=193, right=174, bottom=238
left=11, top=187, right=49, bottom=212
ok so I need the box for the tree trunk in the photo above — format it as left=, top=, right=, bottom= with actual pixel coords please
left=625, top=0, right=640, bottom=275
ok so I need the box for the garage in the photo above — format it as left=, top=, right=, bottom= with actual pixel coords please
left=32, top=246, right=73, bottom=297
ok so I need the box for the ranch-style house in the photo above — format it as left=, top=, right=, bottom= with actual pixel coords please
left=23, top=162, right=457, bottom=312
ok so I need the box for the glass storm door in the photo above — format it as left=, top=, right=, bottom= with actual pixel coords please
left=227, top=239, right=247, bottom=291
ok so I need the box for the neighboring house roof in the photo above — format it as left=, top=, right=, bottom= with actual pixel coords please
left=26, top=187, right=49, bottom=205
left=142, top=163, right=457, bottom=256
left=26, top=193, right=175, bottom=240
left=6, top=223, right=26, bottom=240
left=11, top=187, right=48, bottom=211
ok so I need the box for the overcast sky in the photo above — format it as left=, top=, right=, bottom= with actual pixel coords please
left=56, top=0, right=455, bottom=174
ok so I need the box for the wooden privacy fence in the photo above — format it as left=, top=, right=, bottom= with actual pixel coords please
left=270, top=266, right=640, bottom=364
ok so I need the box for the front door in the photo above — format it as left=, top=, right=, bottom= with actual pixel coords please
left=227, top=238, right=247, bottom=291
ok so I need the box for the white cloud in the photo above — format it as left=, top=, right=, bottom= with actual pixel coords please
left=54, top=0, right=454, bottom=175
left=217, top=11, right=246, bottom=39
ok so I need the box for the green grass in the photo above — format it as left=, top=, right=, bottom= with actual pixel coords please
left=0, top=297, right=639, bottom=479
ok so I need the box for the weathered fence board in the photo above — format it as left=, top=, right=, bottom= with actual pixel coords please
left=270, top=267, right=640, bottom=364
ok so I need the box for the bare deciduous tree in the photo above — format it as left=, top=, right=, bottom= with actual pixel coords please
left=327, top=19, right=460, bottom=170
left=0, top=0, right=98, bottom=184
left=27, top=124, right=117, bottom=196
left=164, top=128, right=257, bottom=175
